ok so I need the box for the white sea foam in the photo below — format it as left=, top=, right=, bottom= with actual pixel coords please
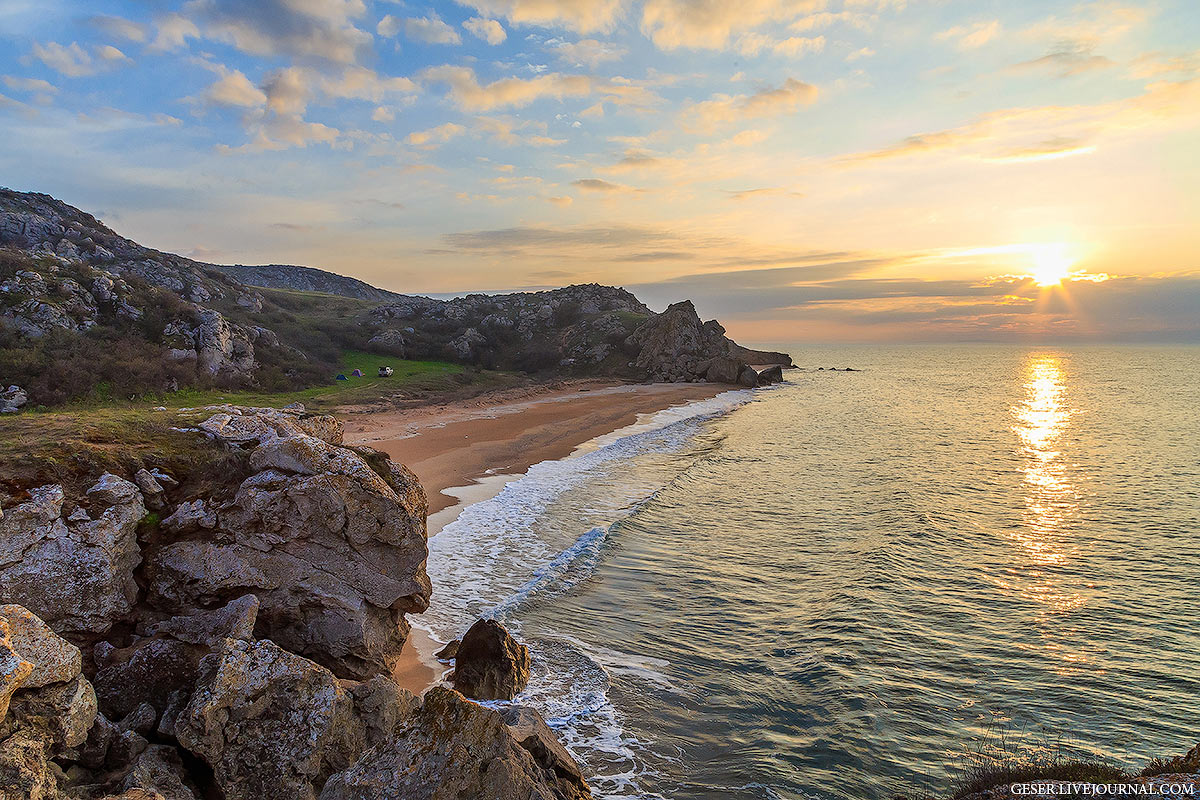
left=420, top=388, right=753, bottom=798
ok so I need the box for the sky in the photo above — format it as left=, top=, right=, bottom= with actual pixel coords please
left=0, top=0, right=1197, bottom=343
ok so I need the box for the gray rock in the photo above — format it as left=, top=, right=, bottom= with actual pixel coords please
left=318, top=687, right=591, bottom=800
left=0, top=385, right=27, bottom=414
left=0, top=618, right=34, bottom=721
left=0, top=605, right=82, bottom=688
left=737, top=365, right=759, bottom=388
left=143, top=593, right=259, bottom=646
left=120, top=744, right=198, bottom=800
left=2, top=673, right=98, bottom=750
left=0, top=477, right=145, bottom=636
left=452, top=619, right=530, bottom=701
left=756, top=364, right=784, bottom=385
left=175, top=638, right=365, bottom=800
left=366, top=329, right=406, bottom=357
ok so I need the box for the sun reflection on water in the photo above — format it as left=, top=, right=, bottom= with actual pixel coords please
left=1005, top=356, right=1087, bottom=626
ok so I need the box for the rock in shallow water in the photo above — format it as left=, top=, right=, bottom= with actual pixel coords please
left=452, top=619, right=531, bottom=701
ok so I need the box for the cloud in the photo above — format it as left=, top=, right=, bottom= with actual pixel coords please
left=372, top=105, right=395, bottom=121
left=2, top=75, right=57, bottom=94
left=204, top=68, right=268, bottom=107
left=846, top=46, right=874, bottom=61
left=456, top=0, right=626, bottom=34
left=30, top=42, right=130, bottom=77
left=547, top=195, right=573, bottom=206
left=219, top=114, right=339, bottom=153
left=771, top=36, right=825, bottom=57
left=377, top=15, right=402, bottom=37
left=572, top=178, right=631, bottom=191
left=840, top=78, right=1200, bottom=165
left=185, top=0, right=371, bottom=64
left=407, top=122, right=466, bottom=146
left=463, top=17, right=507, bottom=45
left=683, top=77, right=819, bottom=131
left=419, top=65, right=592, bottom=110
left=550, top=38, right=627, bottom=67
left=641, top=0, right=822, bottom=51
left=263, top=67, right=310, bottom=114
left=404, top=13, right=462, bottom=45
left=936, top=20, right=1001, bottom=50
left=1129, top=51, right=1200, bottom=79
left=149, top=13, right=200, bottom=52
left=88, top=15, right=148, bottom=43
left=1011, top=44, right=1114, bottom=77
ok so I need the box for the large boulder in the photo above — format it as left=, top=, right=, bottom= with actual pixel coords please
left=0, top=385, right=27, bottom=414
left=0, top=619, right=34, bottom=721
left=174, top=638, right=372, bottom=800
left=0, top=606, right=81, bottom=689
left=700, top=356, right=747, bottom=385
left=452, top=619, right=530, bottom=701
left=194, top=309, right=255, bottom=376
left=318, top=687, right=590, bottom=800
left=145, top=409, right=430, bottom=680
left=0, top=477, right=145, bottom=636
left=92, top=595, right=262, bottom=728
left=756, top=364, right=784, bottom=385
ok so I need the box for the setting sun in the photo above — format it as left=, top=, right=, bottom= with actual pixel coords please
left=1030, top=243, right=1075, bottom=286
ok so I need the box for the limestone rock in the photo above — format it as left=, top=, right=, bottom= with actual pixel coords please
left=0, top=619, right=34, bottom=722
left=0, top=477, right=144, bottom=636
left=700, top=356, right=747, bottom=385
left=366, top=329, right=406, bottom=357
left=500, top=706, right=585, bottom=785
left=756, top=364, right=784, bottom=385
left=0, top=385, right=27, bottom=414
left=119, top=744, right=198, bottom=800
left=0, top=732, right=67, bottom=800
left=318, top=687, right=591, bottom=800
left=0, top=605, right=81, bottom=688
left=195, top=309, right=255, bottom=376
left=143, top=593, right=259, bottom=646
left=452, top=619, right=530, bottom=701
left=174, top=638, right=364, bottom=800
left=737, top=365, right=759, bottom=388
left=3, top=674, right=98, bottom=750
left=146, top=410, right=430, bottom=680
left=93, top=636, right=207, bottom=725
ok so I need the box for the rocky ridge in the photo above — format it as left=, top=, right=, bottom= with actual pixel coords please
left=0, top=404, right=591, bottom=799
left=1, top=188, right=790, bottom=408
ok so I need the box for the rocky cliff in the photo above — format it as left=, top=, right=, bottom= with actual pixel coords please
left=0, top=187, right=790, bottom=408
left=0, top=404, right=592, bottom=799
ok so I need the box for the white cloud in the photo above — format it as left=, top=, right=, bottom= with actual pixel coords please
left=404, top=13, right=463, bottom=45
left=846, top=46, right=875, bottom=61
left=149, top=13, right=200, bottom=52
left=463, top=17, right=507, bottom=45
left=457, top=0, right=626, bottom=34
left=551, top=37, right=627, bottom=67
left=420, top=65, right=591, bottom=111
left=372, top=106, right=395, bottom=121
left=205, top=68, right=268, bottom=108
left=936, top=20, right=1001, bottom=50
left=187, top=0, right=371, bottom=64
left=377, top=14, right=402, bottom=37
left=28, top=41, right=132, bottom=78
left=641, top=0, right=822, bottom=51
left=684, top=77, right=819, bottom=131
left=2, top=75, right=58, bottom=94
left=88, top=15, right=148, bottom=43
left=407, top=122, right=466, bottom=146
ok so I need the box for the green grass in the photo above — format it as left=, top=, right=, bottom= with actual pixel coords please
left=156, top=352, right=480, bottom=412
left=0, top=351, right=527, bottom=505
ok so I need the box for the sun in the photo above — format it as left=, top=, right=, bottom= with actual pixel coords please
left=1029, top=243, right=1074, bottom=287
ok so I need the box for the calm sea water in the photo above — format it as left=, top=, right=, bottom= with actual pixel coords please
left=420, top=345, right=1200, bottom=800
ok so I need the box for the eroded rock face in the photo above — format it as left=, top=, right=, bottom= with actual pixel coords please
left=0, top=476, right=144, bottom=636
left=174, top=638, right=365, bottom=800
left=145, top=408, right=430, bottom=680
left=626, top=301, right=736, bottom=383
left=319, top=687, right=591, bottom=800
left=452, top=619, right=530, bottom=701
left=0, top=605, right=82, bottom=689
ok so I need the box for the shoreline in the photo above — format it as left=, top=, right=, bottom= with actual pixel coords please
left=341, top=379, right=730, bottom=694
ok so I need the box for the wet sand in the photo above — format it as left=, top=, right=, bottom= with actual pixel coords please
left=340, top=380, right=727, bottom=693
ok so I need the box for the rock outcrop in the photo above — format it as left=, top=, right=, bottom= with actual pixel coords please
left=0, top=477, right=144, bottom=637
left=145, top=406, right=431, bottom=680
left=319, top=687, right=590, bottom=800
left=452, top=619, right=531, bottom=701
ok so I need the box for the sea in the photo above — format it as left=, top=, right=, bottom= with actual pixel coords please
left=417, top=345, right=1200, bottom=800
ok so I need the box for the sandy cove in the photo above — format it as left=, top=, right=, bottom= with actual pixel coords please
left=340, top=379, right=728, bottom=693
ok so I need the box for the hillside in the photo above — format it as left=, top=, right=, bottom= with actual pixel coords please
left=0, top=188, right=790, bottom=410
left=213, top=263, right=401, bottom=302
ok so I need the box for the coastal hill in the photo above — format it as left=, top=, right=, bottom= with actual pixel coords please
left=0, top=187, right=790, bottom=409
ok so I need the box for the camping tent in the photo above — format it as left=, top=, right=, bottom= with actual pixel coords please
left=351, top=368, right=363, bottom=377
left=336, top=374, right=348, bottom=381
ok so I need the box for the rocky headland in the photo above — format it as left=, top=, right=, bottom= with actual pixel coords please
left=0, top=187, right=790, bottom=412
left=0, top=403, right=591, bottom=799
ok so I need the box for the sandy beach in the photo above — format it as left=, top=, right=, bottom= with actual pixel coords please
left=341, top=379, right=728, bottom=692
